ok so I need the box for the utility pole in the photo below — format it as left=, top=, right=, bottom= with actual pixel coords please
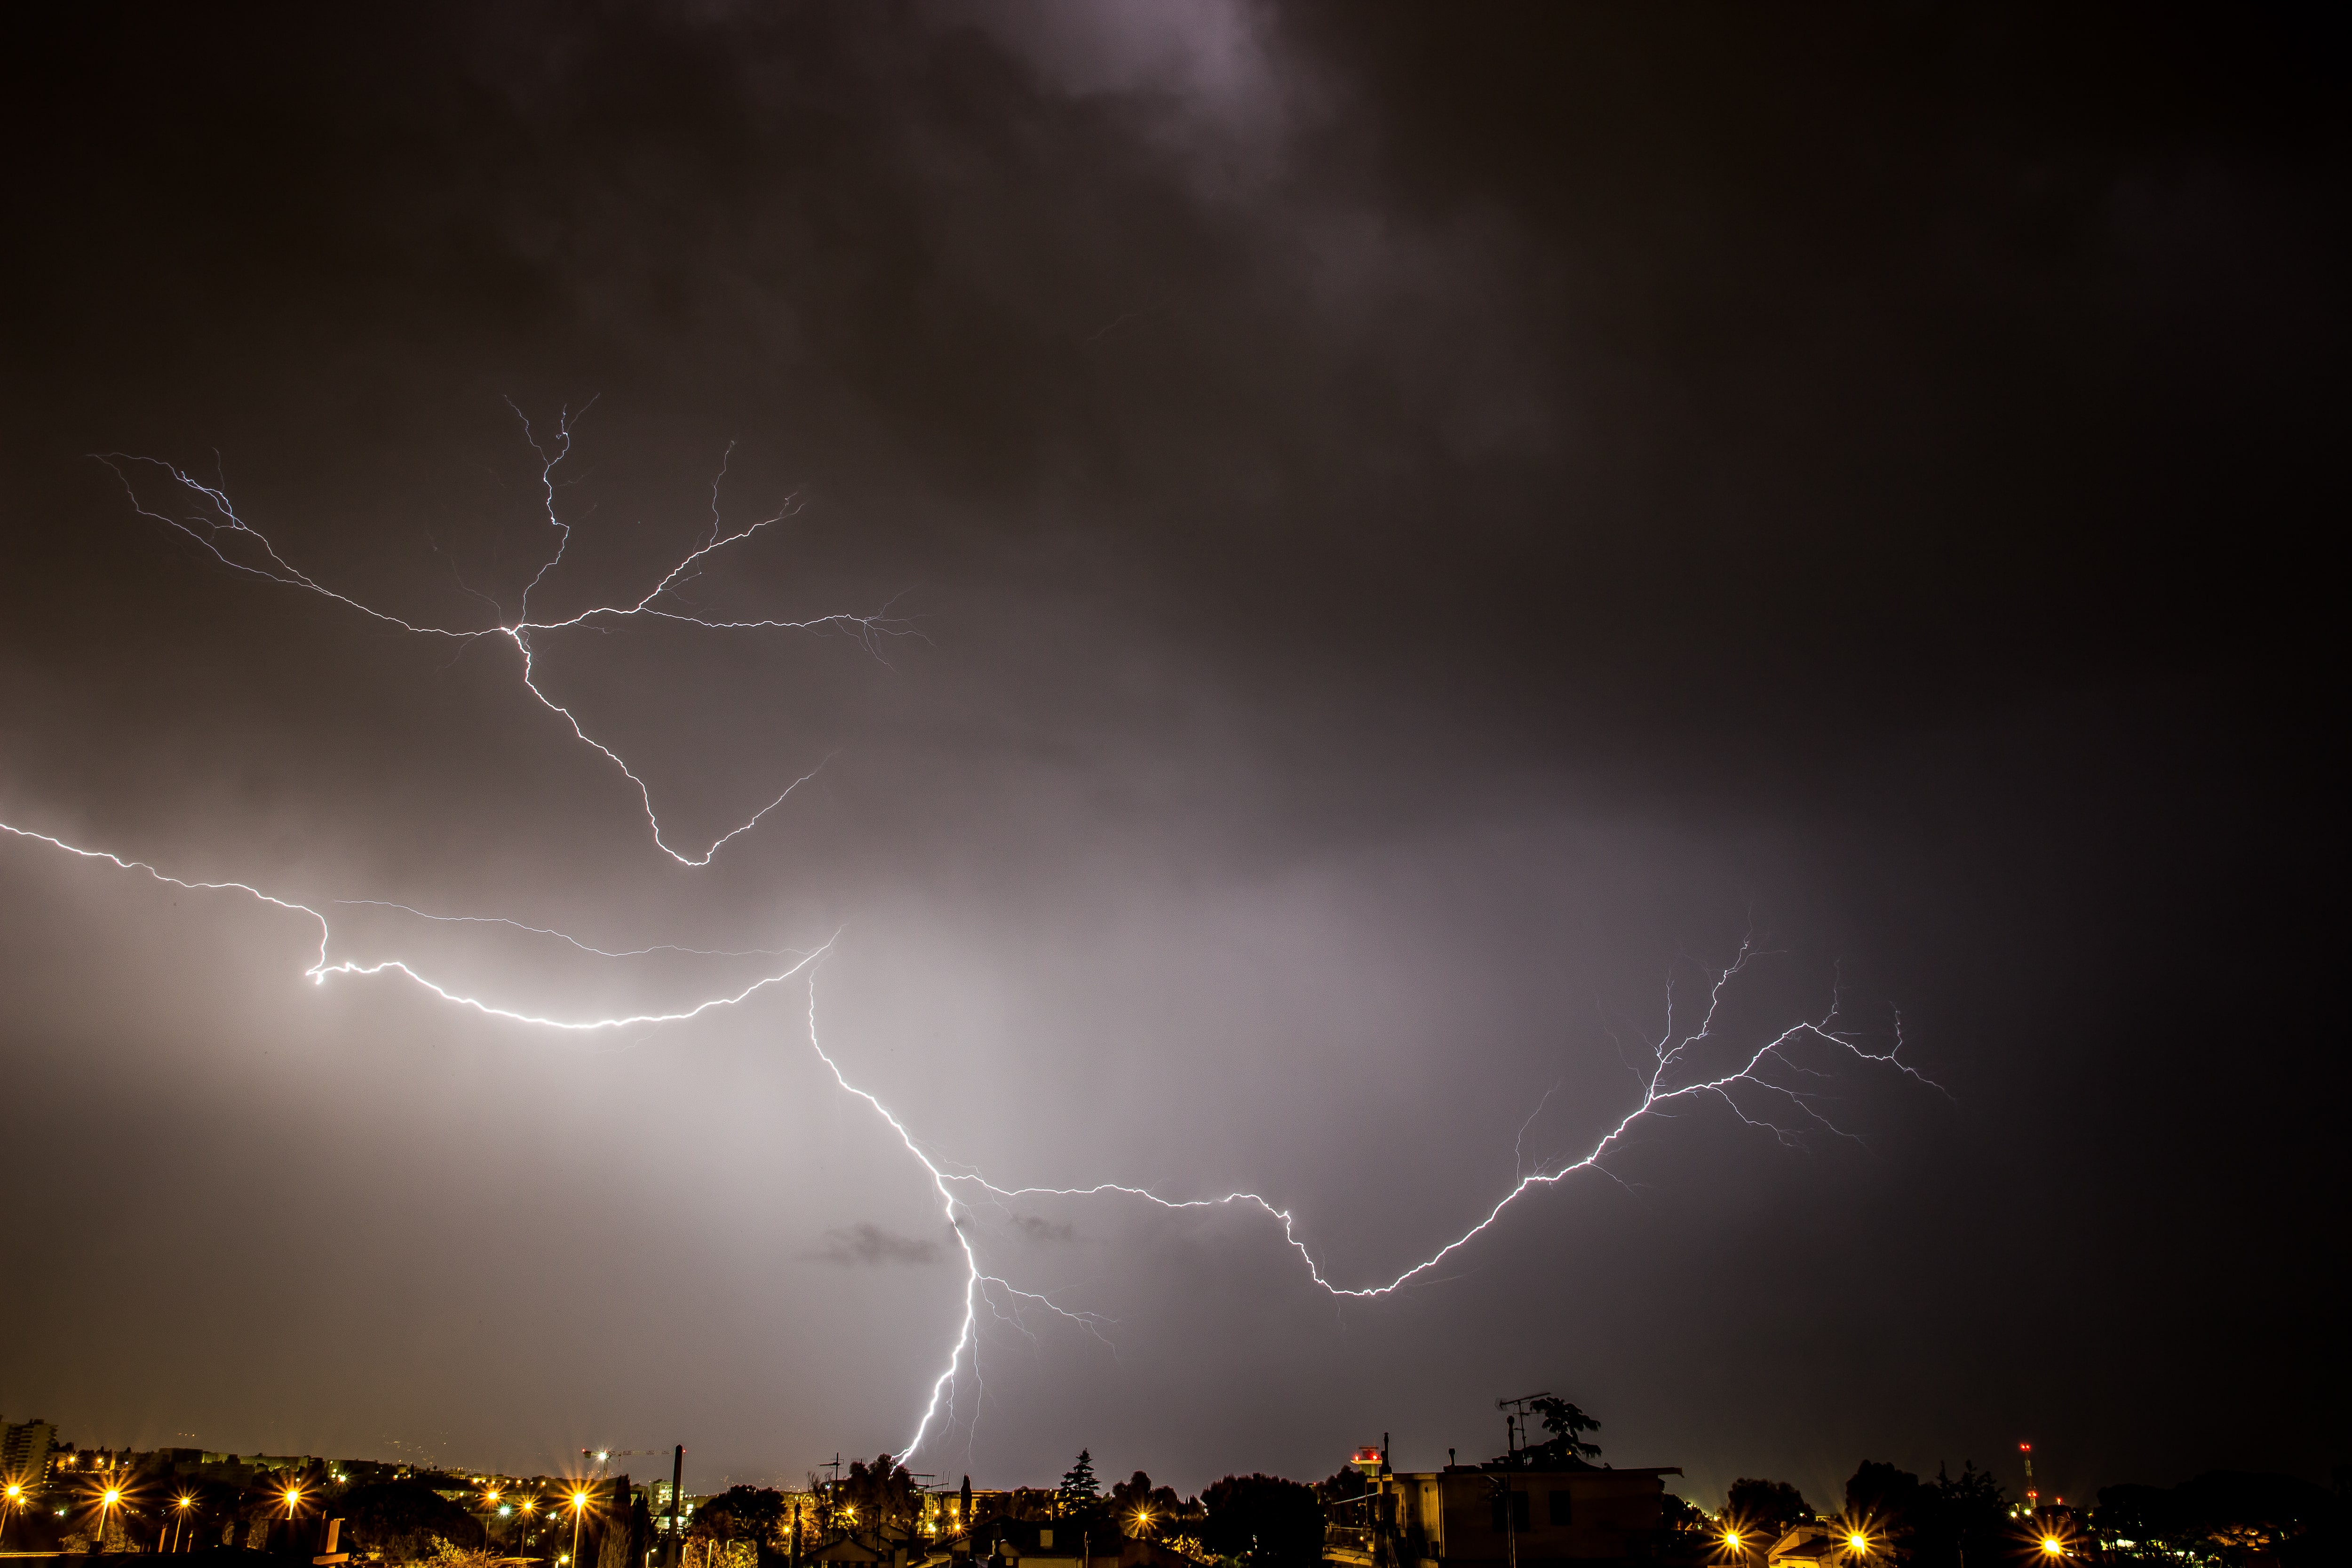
left=1494, top=1394, right=1550, bottom=1568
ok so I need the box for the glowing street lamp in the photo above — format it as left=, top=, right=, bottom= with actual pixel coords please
left=2038, top=1534, right=2068, bottom=1559
left=571, top=1488, right=593, bottom=1568
left=170, top=1494, right=198, bottom=1553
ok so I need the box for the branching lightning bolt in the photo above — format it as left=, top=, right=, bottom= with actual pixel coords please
left=0, top=822, right=826, bottom=1030
left=4, top=808, right=1937, bottom=1462
left=95, top=408, right=903, bottom=868
left=936, top=939, right=1942, bottom=1305
left=12, top=419, right=1945, bottom=1466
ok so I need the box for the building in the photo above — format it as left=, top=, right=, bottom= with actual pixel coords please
left=0, top=1419, right=57, bottom=1484
left=1347, top=1457, right=1682, bottom=1568
left=1762, top=1523, right=1870, bottom=1568
left=987, top=1518, right=1202, bottom=1568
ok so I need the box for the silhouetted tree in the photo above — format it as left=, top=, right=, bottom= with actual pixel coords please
left=1847, top=1461, right=1923, bottom=1555
left=1200, top=1476, right=1322, bottom=1568
left=1724, top=1479, right=1812, bottom=1544
left=1111, top=1472, right=1181, bottom=1536
left=1525, top=1398, right=1602, bottom=1465
left=1658, top=1494, right=1714, bottom=1552
left=841, top=1456, right=915, bottom=1535
left=1057, top=1453, right=1101, bottom=1520
left=341, top=1481, right=489, bottom=1563
left=690, top=1488, right=787, bottom=1545
left=2092, top=1471, right=2338, bottom=1567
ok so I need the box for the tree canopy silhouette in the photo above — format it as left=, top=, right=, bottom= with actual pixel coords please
left=1526, top=1398, right=1602, bottom=1464
left=1201, top=1475, right=1322, bottom=1568
left=1057, top=1452, right=1102, bottom=1520
left=1724, top=1479, right=1812, bottom=1543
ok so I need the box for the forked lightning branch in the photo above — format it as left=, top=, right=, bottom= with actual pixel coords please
left=1, top=419, right=1939, bottom=1465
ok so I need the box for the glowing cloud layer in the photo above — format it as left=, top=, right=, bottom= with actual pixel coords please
left=8, top=427, right=1942, bottom=1462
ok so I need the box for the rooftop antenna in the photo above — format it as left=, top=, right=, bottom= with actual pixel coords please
left=1496, top=1393, right=1554, bottom=1459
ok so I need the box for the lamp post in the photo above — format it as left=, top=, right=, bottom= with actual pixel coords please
left=170, top=1495, right=198, bottom=1553
left=97, top=1485, right=126, bottom=1552
left=571, top=1488, right=593, bottom=1568
left=2, top=1481, right=24, bottom=1550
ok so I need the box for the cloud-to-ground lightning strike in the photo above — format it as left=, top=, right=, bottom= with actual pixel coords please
left=0, top=815, right=1101, bottom=1458
left=95, top=409, right=901, bottom=868
left=12, top=423, right=1942, bottom=1465
left=3, top=814, right=1933, bottom=1463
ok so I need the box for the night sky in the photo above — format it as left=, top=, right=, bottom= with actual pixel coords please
left=1, top=1, right=2342, bottom=1512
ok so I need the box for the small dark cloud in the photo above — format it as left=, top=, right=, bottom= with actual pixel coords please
left=1010, top=1214, right=1076, bottom=1244
left=810, top=1223, right=946, bottom=1267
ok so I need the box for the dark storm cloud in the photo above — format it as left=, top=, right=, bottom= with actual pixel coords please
left=0, top=0, right=2342, bottom=1509
left=812, top=1224, right=949, bottom=1268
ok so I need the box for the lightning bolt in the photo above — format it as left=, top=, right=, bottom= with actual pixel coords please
left=4, top=812, right=1934, bottom=1463
left=94, top=406, right=904, bottom=868
left=0, top=821, right=826, bottom=1030
left=0, top=815, right=1102, bottom=1461
left=938, top=939, right=1942, bottom=1305
left=12, top=419, right=1944, bottom=1465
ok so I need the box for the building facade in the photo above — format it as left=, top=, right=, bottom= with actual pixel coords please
left=1344, top=1460, right=1681, bottom=1568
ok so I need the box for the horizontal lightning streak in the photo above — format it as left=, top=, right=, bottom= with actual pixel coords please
left=0, top=821, right=819, bottom=1031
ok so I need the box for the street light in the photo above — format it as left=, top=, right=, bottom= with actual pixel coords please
left=571, top=1488, right=593, bottom=1568
left=170, top=1494, right=197, bottom=1553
